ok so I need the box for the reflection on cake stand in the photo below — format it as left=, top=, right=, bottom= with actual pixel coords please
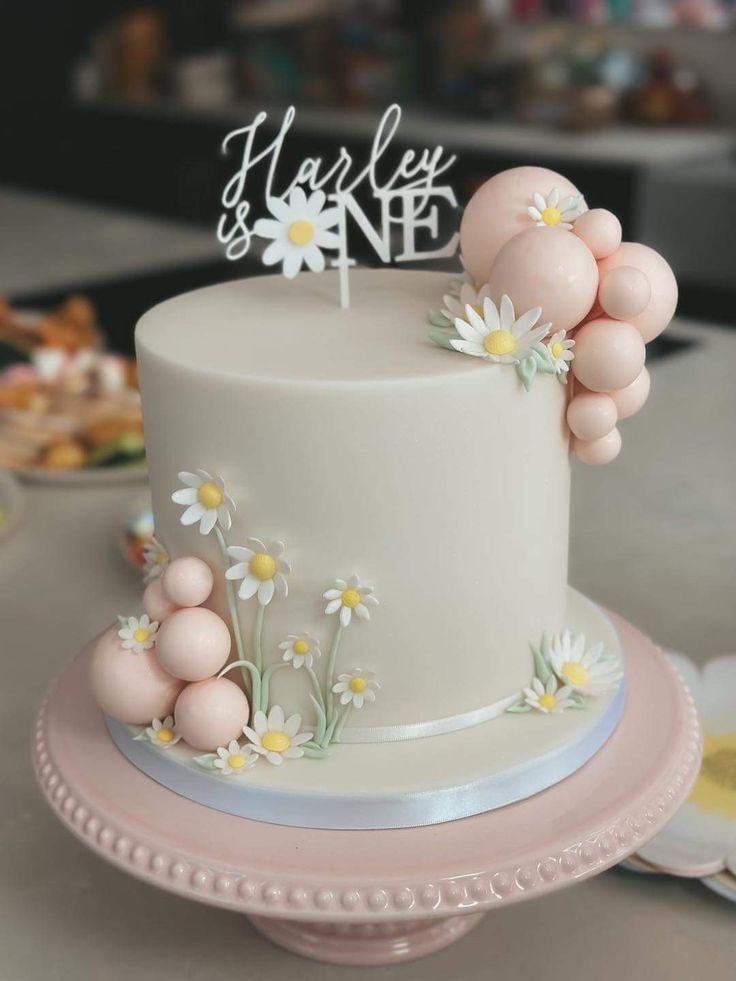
left=34, top=615, right=701, bottom=966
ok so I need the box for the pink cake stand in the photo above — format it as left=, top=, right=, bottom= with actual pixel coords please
left=34, top=615, right=701, bottom=966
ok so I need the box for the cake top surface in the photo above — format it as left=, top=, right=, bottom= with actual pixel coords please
left=136, top=268, right=483, bottom=385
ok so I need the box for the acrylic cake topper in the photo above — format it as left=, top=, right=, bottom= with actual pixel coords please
left=217, top=104, right=459, bottom=308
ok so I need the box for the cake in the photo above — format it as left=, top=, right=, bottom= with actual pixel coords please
left=88, top=165, right=677, bottom=830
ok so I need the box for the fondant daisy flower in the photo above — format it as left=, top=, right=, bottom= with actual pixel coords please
left=279, top=633, right=321, bottom=670
left=145, top=716, right=180, bottom=749
left=546, top=330, right=575, bottom=376
left=333, top=669, right=379, bottom=709
left=548, top=630, right=622, bottom=697
left=524, top=676, right=575, bottom=714
left=451, top=295, right=551, bottom=365
left=118, top=614, right=159, bottom=653
left=142, top=536, right=169, bottom=583
left=213, top=740, right=258, bottom=776
left=225, top=539, right=291, bottom=606
left=244, top=706, right=313, bottom=766
left=441, top=282, right=492, bottom=322
left=254, top=187, right=341, bottom=279
left=527, top=188, right=582, bottom=230
left=171, top=470, right=236, bottom=535
left=324, top=575, right=379, bottom=627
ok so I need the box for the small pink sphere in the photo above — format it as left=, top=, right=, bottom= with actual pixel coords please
left=573, top=427, right=622, bottom=465
left=143, top=578, right=178, bottom=623
left=609, top=367, right=651, bottom=419
left=573, top=209, right=622, bottom=259
left=162, top=556, right=214, bottom=608
left=567, top=392, right=618, bottom=441
left=487, top=227, right=599, bottom=335
left=89, top=626, right=185, bottom=725
left=174, top=678, right=249, bottom=750
left=597, top=243, right=677, bottom=343
left=598, top=266, right=651, bottom=322
left=459, top=166, right=585, bottom=284
left=156, top=607, right=231, bottom=682
left=572, top=318, right=646, bottom=392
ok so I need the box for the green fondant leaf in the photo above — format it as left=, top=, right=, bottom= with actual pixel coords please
left=303, top=746, right=330, bottom=759
left=193, top=754, right=218, bottom=770
left=428, top=327, right=459, bottom=351
left=568, top=693, right=589, bottom=709
left=428, top=309, right=452, bottom=328
left=506, top=702, right=532, bottom=714
left=133, top=730, right=148, bottom=742
left=309, top=693, right=327, bottom=746
left=531, top=343, right=556, bottom=373
left=516, top=356, right=537, bottom=392
left=531, top=642, right=552, bottom=685
left=117, top=615, right=129, bottom=628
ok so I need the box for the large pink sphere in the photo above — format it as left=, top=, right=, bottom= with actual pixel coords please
left=459, top=166, right=585, bottom=284
left=609, top=367, right=651, bottom=419
left=567, top=392, right=618, bottom=441
left=573, top=209, right=621, bottom=259
left=573, top=427, right=622, bottom=465
left=597, top=243, right=677, bottom=343
left=143, top=578, right=178, bottom=623
left=156, top=607, right=231, bottom=682
left=162, top=556, right=214, bottom=608
left=487, top=227, right=599, bottom=334
left=174, top=678, right=249, bottom=750
left=89, top=626, right=185, bottom=724
left=573, top=318, right=646, bottom=392
left=598, top=265, right=651, bottom=322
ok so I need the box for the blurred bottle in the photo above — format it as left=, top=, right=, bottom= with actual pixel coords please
left=110, top=8, right=167, bottom=102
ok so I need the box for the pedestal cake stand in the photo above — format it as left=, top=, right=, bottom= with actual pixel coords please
left=34, top=615, right=701, bottom=966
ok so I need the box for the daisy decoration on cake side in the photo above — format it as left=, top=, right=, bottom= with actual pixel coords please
left=324, top=575, right=379, bottom=627
left=244, top=705, right=313, bottom=765
left=143, top=716, right=180, bottom=749
left=279, top=633, right=321, bottom=670
left=213, top=740, right=258, bottom=776
left=118, top=614, right=159, bottom=654
left=546, top=330, right=575, bottom=377
left=548, top=630, right=622, bottom=697
left=226, top=539, right=291, bottom=606
left=333, top=669, right=379, bottom=709
left=527, top=188, right=582, bottom=230
left=171, top=470, right=236, bottom=535
left=451, top=295, right=551, bottom=365
left=524, top=676, right=575, bottom=715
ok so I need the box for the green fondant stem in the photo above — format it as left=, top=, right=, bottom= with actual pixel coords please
left=324, top=624, right=343, bottom=724
left=213, top=527, right=248, bottom=689
left=305, top=666, right=326, bottom=714
left=332, top=705, right=351, bottom=743
left=260, top=661, right=287, bottom=713
left=218, top=659, right=262, bottom=711
left=253, top=603, right=266, bottom=674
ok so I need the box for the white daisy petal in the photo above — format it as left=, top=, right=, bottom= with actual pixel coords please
left=180, top=502, right=206, bottom=526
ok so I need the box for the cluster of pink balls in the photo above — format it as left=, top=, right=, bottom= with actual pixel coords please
left=459, top=166, right=678, bottom=464
left=90, top=557, right=251, bottom=751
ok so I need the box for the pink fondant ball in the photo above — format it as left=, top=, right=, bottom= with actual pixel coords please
left=572, top=318, right=646, bottom=392
left=597, top=243, right=677, bottom=343
left=162, top=556, right=214, bottom=608
left=156, top=606, right=231, bottom=682
left=143, top=578, right=178, bottom=623
left=598, top=265, right=651, bottom=322
left=609, top=367, right=651, bottom=419
left=573, top=427, right=622, bottom=465
left=566, top=392, right=618, bottom=441
left=487, top=227, right=599, bottom=335
left=573, top=208, right=622, bottom=259
left=89, top=626, right=185, bottom=724
left=174, top=678, right=249, bottom=750
left=459, top=166, right=585, bottom=284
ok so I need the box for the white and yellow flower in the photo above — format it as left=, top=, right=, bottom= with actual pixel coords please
left=171, top=470, right=235, bottom=535
left=213, top=740, right=258, bottom=776
left=118, top=614, right=159, bottom=653
left=324, top=575, right=378, bottom=627
left=524, top=676, right=575, bottom=715
left=527, top=188, right=582, bottom=230
left=145, top=716, right=180, bottom=750
left=548, top=630, right=622, bottom=696
left=333, top=669, right=379, bottom=709
left=441, top=282, right=492, bottom=323
left=279, top=633, right=321, bottom=670
left=546, top=330, right=575, bottom=376
left=244, top=706, right=313, bottom=766
left=451, top=295, right=551, bottom=365
left=254, top=187, right=341, bottom=279
left=142, top=536, right=169, bottom=583
left=226, top=539, right=291, bottom=606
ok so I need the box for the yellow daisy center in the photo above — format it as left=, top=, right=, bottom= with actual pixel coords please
left=227, top=753, right=247, bottom=769
left=538, top=693, right=557, bottom=710
left=293, top=639, right=310, bottom=655
left=133, top=627, right=150, bottom=644
left=197, top=480, right=223, bottom=509
left=262, top=730, right=292, bottom=753
left=484, top=330, right=517, bottom=356
left=156, top=728, right=175, bottom=743
left=251, top=553, right=277, bottom=581
left=341, top=588, right=362, bottom=609
left=288, top=219, right=315, bottom=246
left=541, top=206, right=562, bottom=226
left=562, top=661, right=589, bottom=686
left=551, top=341, right=564, bottom=359
left=690, top=733, right=736, bottom=819
left=349, top=677, right=368, bottom=694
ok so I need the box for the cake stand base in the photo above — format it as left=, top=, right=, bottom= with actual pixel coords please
left=34, top=614, right=701, bottom=966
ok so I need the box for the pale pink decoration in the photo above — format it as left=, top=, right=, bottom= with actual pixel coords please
left=598, top=266, right=651, bottom=322
left=487, top=227, right=599, bottom=336
left=597, top=243, right=678, bottom=343
left=143, top=579, right=178, bottom=623
left=174, top=677, right=250, bottom=751
left=459, top=166, right=585, bottom=284
left=156, top=607, right=231, bottom=682
left=573, top=208, right=622, bottom=259
left=572, top=318, right=646, bottom=393
left=162, top=556, right=214, bottom=608
left=573, top=427, right=622, bottom=465
left=89, top=626, right=185, bottom=725
left=566, top=392, right=618, bottom=441
left=609, top=367, right=651, bottom=420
